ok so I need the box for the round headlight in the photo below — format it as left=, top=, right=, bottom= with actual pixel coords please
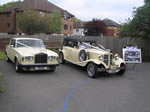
left=114, top=54, right=120, bottom=60
left=25, top=56, right=33, bottom=61
left=48, top=56, right=56, bottom=61
left=98, top=55, right=104, bottom=60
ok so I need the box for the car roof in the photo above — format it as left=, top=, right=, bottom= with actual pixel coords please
left=13, top=37, right=41, bottom=41
left=64, top=37, right=96, bottom=42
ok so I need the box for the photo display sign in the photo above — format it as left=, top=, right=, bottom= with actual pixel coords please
left=123, top=46, right=142, bottom=63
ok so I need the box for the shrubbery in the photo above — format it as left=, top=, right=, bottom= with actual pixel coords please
left=0, top=51, right=5, bottom=60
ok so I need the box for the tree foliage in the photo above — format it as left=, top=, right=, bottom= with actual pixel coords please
left=50, top=10, right=62, bottom=33
left=119, top=1, right=150, bottom=39
left=73, top=17, right=80, bottom=24
left=17, top=10, right=62, bottom=35
left=84, top=19, right=106, bottom=36
left=0, top=0, right=21, bottom=11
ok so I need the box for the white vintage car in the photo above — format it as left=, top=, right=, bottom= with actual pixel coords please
left=5, top=37, right=59, bottom=72
left=59, top=38, right=126, bottom=78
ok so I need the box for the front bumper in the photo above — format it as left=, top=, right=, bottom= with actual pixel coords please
left=20, top=63, right=59, bottom=67
left=98, top=66, right=125, bottom=73
left=20, top=63, right=59, bottom=71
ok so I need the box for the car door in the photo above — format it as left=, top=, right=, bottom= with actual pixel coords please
left=7, top=39, right=17, bottom=62
left=63, top=40, right=73, bottom=61
left=70, top=41, right=80, bottom=64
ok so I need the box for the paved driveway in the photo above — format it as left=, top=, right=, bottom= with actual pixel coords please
left=0, top=61, right=150, bottom=112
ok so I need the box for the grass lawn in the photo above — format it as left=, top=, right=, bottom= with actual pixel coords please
left=0, top=51, right=5, bottom=61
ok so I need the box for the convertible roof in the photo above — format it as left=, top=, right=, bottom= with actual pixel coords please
left=64, top=37, right=96, bottom=42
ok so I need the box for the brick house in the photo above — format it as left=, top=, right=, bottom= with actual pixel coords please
left=103, top=19, right=120, bottom=37
left=0, top=0, right=74, bottom=35
left=73, top=19, right=120, bottom=37
left=73, top=21, right=86, bottom=36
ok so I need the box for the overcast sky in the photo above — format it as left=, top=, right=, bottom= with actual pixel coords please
left=0, top=0, right=144, bottom=23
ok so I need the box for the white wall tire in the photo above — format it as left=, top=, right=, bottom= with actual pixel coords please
left=59, top=52, right=65, bottom=64
left=79, top=50, right=87, bottom=62
left=87, top=63, right=98, bottom=78
left=116, top=64, right=126, bottom=76
left=15, top=60, right=22, bottom=72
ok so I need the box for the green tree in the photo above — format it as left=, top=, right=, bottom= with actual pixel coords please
left=17, top=10, right=62, bottom=35
left=50, top=10, right=62, bottom=33
left=73, top=17, right=80, bottom=23
left=0, top=0, right=21, bottom=11
left=120, top=0, right=150, bottom=39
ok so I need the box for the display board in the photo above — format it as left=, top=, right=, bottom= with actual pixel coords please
left=123, top=46, right=142, bottom=63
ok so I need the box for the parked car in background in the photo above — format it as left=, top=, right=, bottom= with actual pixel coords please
left=5, top=38, right=59, bottom=72
left=59, top=38, right=126, bottom=78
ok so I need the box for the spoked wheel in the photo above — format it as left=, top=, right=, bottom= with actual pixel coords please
left=59, top=52, right=65, bottom=64
left=87, top=63, right=98, bottom=78
left=79, top=50, right=87, bottom=62
left=116, top=63, right=126, bottom=76
left=15, top=60, right=22, bottom=72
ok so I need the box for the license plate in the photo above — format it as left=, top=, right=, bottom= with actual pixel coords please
left=107, top=69, right=119, bottom=73
left=35, top=67, right=47, bottom=70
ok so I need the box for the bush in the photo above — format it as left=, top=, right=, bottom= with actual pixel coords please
left=0, top=51, right=5, bottom=60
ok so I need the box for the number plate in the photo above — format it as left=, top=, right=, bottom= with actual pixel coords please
left=35, top=67, right=48, bottom=70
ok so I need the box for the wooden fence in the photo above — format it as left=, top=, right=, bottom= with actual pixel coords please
left=0, top=35, right=150, bottom=61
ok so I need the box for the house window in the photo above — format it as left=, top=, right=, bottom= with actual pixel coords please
left=40, top=11, right=45, bottom=16
left=70, top=25, right=72, bottom=31
left=64, top=24, right=68, bottom=30
left=8, top=23, right=10, bottom=28
left=76, top=29, right=79, bottom=32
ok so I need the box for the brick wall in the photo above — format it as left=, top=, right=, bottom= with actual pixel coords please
left=61, top=18, right=73, bottom=35
left=105, top=27, right=119, bottom=37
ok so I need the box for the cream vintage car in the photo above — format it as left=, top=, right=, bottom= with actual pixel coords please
left=59, top=38, right=126, bottom=78
left=5, top=38, right=59, bottom=72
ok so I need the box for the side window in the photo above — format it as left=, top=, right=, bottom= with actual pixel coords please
left=10, top=39, right=16, bottom=47
left=73, top=42, right=78, bottom=48
left=68, top=41, right=74, bottom=47
left=63, top=40, right=68, bottom=46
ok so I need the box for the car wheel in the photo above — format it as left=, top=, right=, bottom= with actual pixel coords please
left=87, top=63, right=98, bottom=78
left=79, top=50, right=87, bottom=62
left=5, top=53, right=10, bottom=62
left=59, top=52, right=65, bottom=64
left=15, top=60, right=22, bottom=72
left=116, top=64, right=126, bottom=76
left=50, top=66, right=56, bottom=72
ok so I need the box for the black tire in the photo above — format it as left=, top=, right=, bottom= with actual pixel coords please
left=15, top=59, right=22, bottom=72
left=50, top=66, right=56, bottom=72
left=79, top=50, right=87, bottom=62
left=5, top=53, right=11, bottom=63
left=87, top=63, right=98, bottom=78
left=59, top=52, right=65, bottom=64
left=116, top=64, right=126, bottom=76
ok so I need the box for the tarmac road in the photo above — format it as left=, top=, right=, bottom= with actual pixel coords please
left=0, top=61, right=150, bottom=112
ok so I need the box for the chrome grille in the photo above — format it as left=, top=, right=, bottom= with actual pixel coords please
left=104, top=55, right=109, bottom=65
left=110, top=55, right=113, bottom=65
left=35, top=53, right=47, bottom=64
left=104, top=54, right=113, bottom=66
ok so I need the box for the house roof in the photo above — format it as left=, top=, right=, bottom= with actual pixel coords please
left=74, top=21, right=86, bottom=28
left=103, top=19, right=120, bottom=27
left=0, top=0, right=74, bottom=17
